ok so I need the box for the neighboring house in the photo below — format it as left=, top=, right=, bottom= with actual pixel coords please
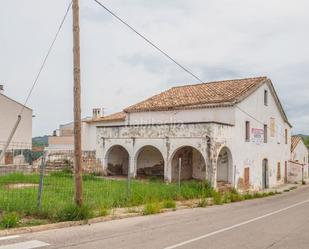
left=0, top=85, right=32, bottom=165
left=288, top=136, right=309, bottom=183
left=46, top=109, right=125, bottom=153
left=96, top=77, right=292, bottom=190
left=46, top=117, right=90, bottom=152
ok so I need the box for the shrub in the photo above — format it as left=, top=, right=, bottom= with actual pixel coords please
left=99, top=207, right=110, bottom=217
left=198, top=198, right=208, bottom=207
left=0, top=212, right=21, bottom=228
left=222, top=193, right=231, bottom=204
left=56, top=204, right=93, bottom=222
left=243, top=193, right=253, bottom=200
left=253, top=192, right=263, bottom=198
left=162, top=200, right=176, bottom=209
left=212, top=191, right=222, bottom=205
left=302, top=180, right=306, bottom=185
left=143, top=202, right=161, bottom=215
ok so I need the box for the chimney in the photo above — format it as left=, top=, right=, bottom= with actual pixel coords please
left=92, top=108, right=104, bottom=119
left=0, top=85, right=3, bottom=94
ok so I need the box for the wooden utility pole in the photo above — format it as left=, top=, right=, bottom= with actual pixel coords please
left=72, top=0, right=83, bottom=206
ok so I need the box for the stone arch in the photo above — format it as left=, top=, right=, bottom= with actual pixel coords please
left=134, top=145, right=165, bottom=179
left=169, top=145, right=207, bottom=181
left=105, top=145, right=129, bottom=176
left=216, top=146, right=233, bottom=184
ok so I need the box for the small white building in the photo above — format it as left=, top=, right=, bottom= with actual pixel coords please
left=46, top=110, right=125, bottom=153
left=96, top=77, right=292, bottom=190
left=0, top=85, right=32, bottom=164
left=288, top=136, right=309, bottom=182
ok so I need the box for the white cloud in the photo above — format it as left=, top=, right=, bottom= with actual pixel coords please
left=1, top=0, right=308, bottom=136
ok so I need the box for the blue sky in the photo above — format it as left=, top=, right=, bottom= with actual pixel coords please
left=1, top=0, right=308, bottom=136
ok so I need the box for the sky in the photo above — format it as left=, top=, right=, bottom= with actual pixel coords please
left=0, top=0, right=308, bottom=136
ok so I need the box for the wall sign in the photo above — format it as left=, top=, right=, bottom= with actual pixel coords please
left=251, top=128, right=264, bottom=145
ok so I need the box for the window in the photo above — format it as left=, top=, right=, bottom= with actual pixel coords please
left=285, top=129, right=288, bottom=144
left=277, top=162, right=281, bottom=180
left=245, top=121, right=250, bottom=142
left=264, top=124, right=268, bottom=143
left=264, top=90, right=268, bottom=106
left=270, top=118, right=275, bottom=137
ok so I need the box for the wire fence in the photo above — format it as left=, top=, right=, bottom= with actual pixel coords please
left=0, top=149, right=211, bottom=225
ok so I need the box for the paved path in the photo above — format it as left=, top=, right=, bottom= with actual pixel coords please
left=1, top=185, right=309, bottom=249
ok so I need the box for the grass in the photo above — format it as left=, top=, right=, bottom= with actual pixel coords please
left=0, top=172, right=283, bottom=227
left=162, top=199, right=176, bottom=209
left=143, top=202, right=162, bottom=215
left=0, top=212, right=21, bottom=228
left=0, top=172, right=212, bottom=224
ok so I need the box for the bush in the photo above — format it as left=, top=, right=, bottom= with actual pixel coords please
left=0, top=212, right=21, bottom=228
left=56, top=204, right=93, bottom=222
left=212, top=191, right=222, bottom=205
left=302, top=180, right=306, bottom=185
left=143, top=203, right=161, bottom=215
left=243, top=193, right=253, bottom=200
left=198, top=198, right=208, bottom=207
left=253, top=192, right=264, bottom=198
left=162, top=200, right=176, bottom=209
left=99, top=207, right=109, bottom=217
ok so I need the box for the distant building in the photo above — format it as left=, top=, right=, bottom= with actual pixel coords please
left=95, top=77, right=292, bottom=190
left=288, top=136, right=309, bottom=183
left=46, top=109, right=125, bottom=153
left=0, top=85, right=32, bottom=165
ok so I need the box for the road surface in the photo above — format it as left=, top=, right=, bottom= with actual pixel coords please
left=1, top=185, right=309, bottom=249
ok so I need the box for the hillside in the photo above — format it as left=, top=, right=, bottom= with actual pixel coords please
left=32, top=135, right=48, bottom=146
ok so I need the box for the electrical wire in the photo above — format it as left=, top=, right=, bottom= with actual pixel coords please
left=93, top=0, right=290, bottom=141
left=19, top=0, right=73, bottom=115
left=93, top=0, right=204, bottom=83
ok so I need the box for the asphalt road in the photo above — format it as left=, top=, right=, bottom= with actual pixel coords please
left=1, top=185, right=309, bottom=249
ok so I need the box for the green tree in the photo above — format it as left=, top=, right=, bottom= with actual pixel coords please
left=303, top=136, right=309, bottom=149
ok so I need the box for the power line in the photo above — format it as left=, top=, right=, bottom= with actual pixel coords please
left=93, top=0, right=204, bottom=83
left=0, top=1, right=73, bottom=162
left=19, top=0, right=72, bottom=115
left=93, top=0, right=290, bottom=141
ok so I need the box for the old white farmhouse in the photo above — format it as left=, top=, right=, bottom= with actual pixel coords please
left=0, top=85, right=32, bottom=164
left=95, top=77, right=291, bottom=190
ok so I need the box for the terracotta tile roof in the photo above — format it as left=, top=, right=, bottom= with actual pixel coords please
left=291, top=136, right=303, bottom=152
left=86, top=112, right=125, bottom=123
left=124, top=77, right=268, bottom=113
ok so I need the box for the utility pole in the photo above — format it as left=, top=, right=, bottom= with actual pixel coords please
left=72, top=0, right=83, bottom=206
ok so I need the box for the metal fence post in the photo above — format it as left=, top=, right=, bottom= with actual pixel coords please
left=178, top=157, right=182, bottom=193
left=37, top=153, right=46, bottom=210
left=127, top=170, right=131, bottom=199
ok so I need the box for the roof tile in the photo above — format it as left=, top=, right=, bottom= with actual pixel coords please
left=124, top=77, right=268, bottom=112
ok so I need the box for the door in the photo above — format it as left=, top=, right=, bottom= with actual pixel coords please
left=262, top=159, right=269, bottom=189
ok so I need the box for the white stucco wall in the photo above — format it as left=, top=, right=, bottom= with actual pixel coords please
left=82, top=120, right=124, bottom=151
left=126, top=107, right=235, bottom=125
left=232, top=83, right=291, bottom=189
left=0, top=93, right=32, bottom=150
